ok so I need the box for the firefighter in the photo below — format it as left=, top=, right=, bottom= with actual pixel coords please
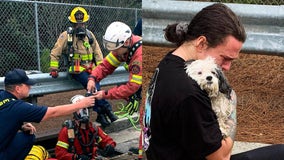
left=55, top=95, right=116, bottom=160
left=49, top=7, right=118, bottom=127
left=87, top=21, right=142, bottom=116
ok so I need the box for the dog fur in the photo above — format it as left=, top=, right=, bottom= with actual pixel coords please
left=185, top=56, right=234, bottom=136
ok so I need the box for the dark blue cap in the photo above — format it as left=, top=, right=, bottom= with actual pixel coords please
left=4, top=69, right=36, bottom=85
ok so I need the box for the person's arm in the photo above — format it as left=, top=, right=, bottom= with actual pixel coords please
left=87, top=52, right=121, bottom=93
left=206, top=90, right=237, bottom=160
left=206, top=137, right=233, bottom=160
left=90, top=32, right=103, bottom=64
left=50, top=31, right=67, bottom=77
left=55, top=127, right=75, bottom=160
left=41, top=96, right=95, bottom=121
left=97, top=126, right=116, bottom=148
left=96, top=50, right=142, bottom=100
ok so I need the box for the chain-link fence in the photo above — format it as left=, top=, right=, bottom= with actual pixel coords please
left=0, top=1, right=141, bottom=76
left=188, top=0, right=284, bottom=5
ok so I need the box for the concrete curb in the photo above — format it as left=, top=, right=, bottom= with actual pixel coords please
left=232, top=141, right=271, bottom=155
left=102, top=113, right=140, bottom=134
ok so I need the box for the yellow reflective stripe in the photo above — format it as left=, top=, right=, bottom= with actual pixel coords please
left=97, top=136, right=102, bottom=143
left=130, top=75, right=142, bottom=85
left=73, top=53, right=93, bottom=61
left=139, top=149, right=143, bottom=155
left=0, top=99, right=11, bottom=107
left=96, top=60, right=103, bottom=65
left=106, top=52, right=121, bottom=67
left=50, top=61, right=59, bottom=67
left=56, top=141, right=69, bottom=149
left=69, top=66, right=86, bottom=72
left=123, top=63, right=129, bottom=70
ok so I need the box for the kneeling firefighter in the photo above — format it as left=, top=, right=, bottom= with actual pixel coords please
left=55, top=95, right=116, bottom=160
left=49, top=6, right=118, bottom=127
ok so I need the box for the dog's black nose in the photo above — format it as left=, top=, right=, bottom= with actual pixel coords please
left=206, top=76, right=212, bottom=81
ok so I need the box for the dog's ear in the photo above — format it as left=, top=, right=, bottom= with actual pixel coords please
left=216, top=67, right=232, bottom=99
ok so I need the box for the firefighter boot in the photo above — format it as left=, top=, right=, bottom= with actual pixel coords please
left=96, top=106, right=110, bottom=127
left=104, top=103, right=118, bottom=122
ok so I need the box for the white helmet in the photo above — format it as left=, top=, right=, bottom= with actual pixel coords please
left=103, top=21, right=132, bottom=51
left=70, top=94, right=85, bottom=104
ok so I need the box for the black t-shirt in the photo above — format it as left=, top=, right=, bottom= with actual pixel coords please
left=146, top=52, right=222, bottom=160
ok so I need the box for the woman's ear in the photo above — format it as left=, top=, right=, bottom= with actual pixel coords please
left=195, top=36, right=207, bottom=52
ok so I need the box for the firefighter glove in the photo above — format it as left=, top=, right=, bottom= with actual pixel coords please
left=76, top=154, right=90, bottom=160
left=125, top=94, right=141, bottom=115
left=50, top=69, right=58, bottom=78
left=99, top=144, right=115, bottom=157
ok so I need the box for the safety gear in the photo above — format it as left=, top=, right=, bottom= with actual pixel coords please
left=104, top=103, right=118, bottom=122
left=74, top=27, right=87, bottom=40
left=50, top=28, right=103, bottom=75
left=125, top=93, right=141, bottom=115
left=70, top=94, right=85, bottom=103
left=103, top=21, right=132, bottom=51
left=74, top=108, right=90, bottom=123
left=125, top=87, right=142, bottom=115
left=70, top=95, right=90, bottom=123
left=24, top=145, right=49, bottom=160
left=50, top=69, right=58, bottom=78
left=68, top=7, right=89, bottom=23
left=76, top=154, right=90, bottom=160
left=96, top=106, right=110, bottom=127
left=97, top=144, right=115, bottom=157
left=89, top=35, right=142, bottom=99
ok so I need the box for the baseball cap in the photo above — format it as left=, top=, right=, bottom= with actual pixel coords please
left=4, top=69, right=36, bottom=85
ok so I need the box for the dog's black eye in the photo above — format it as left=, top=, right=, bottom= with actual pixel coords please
left=198, top=71, right=202, bottom=75
left=211, top=71, right=216, bottom=75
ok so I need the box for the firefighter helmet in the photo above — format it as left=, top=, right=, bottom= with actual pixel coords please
left=68, top=7, right=89, bottom=23
left=70, top=95, right=90, bottom=123
left=103, top=21, right=132, bottom=51
left=70, top=94, right=85, bottom=104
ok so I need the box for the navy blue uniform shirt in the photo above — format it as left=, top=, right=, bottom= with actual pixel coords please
left=0, top=90, right=47, bottom=151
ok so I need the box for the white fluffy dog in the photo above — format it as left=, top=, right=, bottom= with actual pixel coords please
left=185, top=57, right=234, bottom=136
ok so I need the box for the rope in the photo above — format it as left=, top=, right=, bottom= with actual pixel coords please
left=114, top=102, right=140, bottom=131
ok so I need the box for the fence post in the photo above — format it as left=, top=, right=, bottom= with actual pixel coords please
left=34, top=2, right=41, bottom=71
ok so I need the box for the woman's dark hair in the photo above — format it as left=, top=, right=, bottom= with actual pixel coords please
left=164, top=3, right=246, bottom=47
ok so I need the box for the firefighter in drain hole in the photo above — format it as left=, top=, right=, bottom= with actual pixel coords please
left=55, top=95, right=116, bottom=160
left=49, top=6, right=118, bottom=127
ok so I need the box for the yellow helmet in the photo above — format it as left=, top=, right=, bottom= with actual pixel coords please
left=68, top=7, right=89, bottom=23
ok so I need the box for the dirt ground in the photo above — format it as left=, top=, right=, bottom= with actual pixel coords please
left=36, top=45, right=283, bottom=147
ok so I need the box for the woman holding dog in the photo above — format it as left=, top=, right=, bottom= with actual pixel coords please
left=143, top=3, right=284, bottom=160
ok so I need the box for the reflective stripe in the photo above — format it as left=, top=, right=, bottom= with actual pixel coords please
left=0, top=98, right=15, bottom=110
left=97, top=136, right=102, bottom=143
left=123, top=63, right=129, bottom=71
left=96, top=60, right=103, bottom=65
left=0, top=98, right=11, bottom=107
left=50, top=61, right=59, bottom=67
left=73, top=53, right=93, bottom=61
left=130, top=75, right=142, bottom=85
left=139, top=149, right=143, bottom=155
left=106, top=52, right=121, bottom=67
left=56, top=141, right=69, bottom=149
left=69, top=65, right=87, bottom=72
